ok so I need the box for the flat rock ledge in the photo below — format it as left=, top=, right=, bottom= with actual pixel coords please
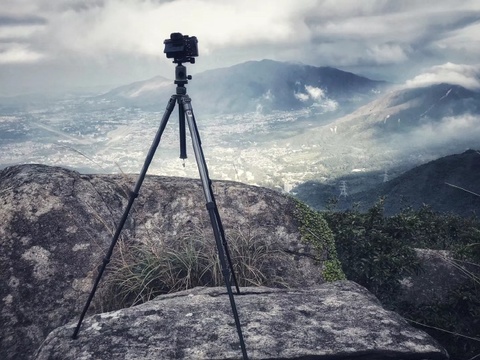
left=34, top=281, right=448, bottom=360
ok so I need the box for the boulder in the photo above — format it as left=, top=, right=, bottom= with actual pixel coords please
left=0, top=164, right=126, bottom=360
left=400, top=248, right=479, bottom=305
left=34, top=281, right=448, bottom=360
left=0, top=164, right=335, bottom=360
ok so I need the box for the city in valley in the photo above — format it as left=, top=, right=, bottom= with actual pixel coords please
left=0, top=97, right=344, bottom=193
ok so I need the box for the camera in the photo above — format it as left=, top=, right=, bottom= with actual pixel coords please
left=164, top=32, right=198, bottom=63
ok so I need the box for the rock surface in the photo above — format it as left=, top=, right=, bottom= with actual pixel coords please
left=400, top=248, right=479, bottom=305
left=0, top=164, right=123, bottom=360
left=0, top=164, right=331, bottom=360
left=35, top=281, right=448, bottom=360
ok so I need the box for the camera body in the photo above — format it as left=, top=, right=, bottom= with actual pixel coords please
left=164, top=32, right=198, bottom=63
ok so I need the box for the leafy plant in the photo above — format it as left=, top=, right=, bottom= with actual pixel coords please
left=324, top=199, right=480, bottom=360
left=324, top=199, right=421, bottom=301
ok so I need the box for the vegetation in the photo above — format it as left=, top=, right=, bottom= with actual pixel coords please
left=324, top=199, right=480, bottom=360
left=98, top=198, right=345, bottom=311
left=98, top=226, right=292, bottom=311
left=294, top=199, right=345, bottom=282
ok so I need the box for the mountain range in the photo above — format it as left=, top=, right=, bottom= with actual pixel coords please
left=100, top=59, right=386, bottom=115
left=100, top=60, right=480, bottom=162
left=330, top=82, right=480, bottom=146
left=107, top=57, right=480, bottom=216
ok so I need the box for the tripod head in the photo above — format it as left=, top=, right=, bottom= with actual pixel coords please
left=174, top=63, right=192, bottom=91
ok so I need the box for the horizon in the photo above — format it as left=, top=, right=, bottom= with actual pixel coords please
left=2, top=58, right=479, bottom=99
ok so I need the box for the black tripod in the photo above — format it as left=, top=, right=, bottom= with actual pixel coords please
left=72, top=61, right=249, bottom=360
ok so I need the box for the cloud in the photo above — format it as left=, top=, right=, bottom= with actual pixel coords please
left=0, top=43, right=45, bottom=64
left=306, top=0, right=480, bottom=67
left=1, top=0, right=480, bottom=94
left=393, top=114, right=480, bottom=151
left=405, top=63, right=480, bottom=90
left=294, top=85, right=339, bottom=111
left=365, top=43, right=410, bottom=64
left=431, top=21, right=480, bottom=64
left=29, top=0, right=317, bottom=60
left=0, top=13, right=48, bottom=64
left=7, top=0, right=480, bottom=63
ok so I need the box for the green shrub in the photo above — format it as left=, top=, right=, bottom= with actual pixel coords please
left=324, top=199, right=421, bottom=301
left=324, top=199, right=480, bottom=360
left=389, top=205, right=480, bottom=253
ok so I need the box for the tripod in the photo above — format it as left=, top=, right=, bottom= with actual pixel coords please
left=72, top=61, right=249, bottom=360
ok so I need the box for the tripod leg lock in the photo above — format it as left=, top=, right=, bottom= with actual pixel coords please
left=129, top=190, right=139, bottom=199
left=206, top=202, right=215, bottom=210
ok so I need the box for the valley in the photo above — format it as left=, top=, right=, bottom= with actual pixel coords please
left=0, top=101, right=355, bottom=189
left=0, top=97, right=460, bottom=196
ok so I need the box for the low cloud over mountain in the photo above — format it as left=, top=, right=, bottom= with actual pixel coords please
left=325, top=76, right=480, bottom=159
left=405, top=63, right=480, bottom=90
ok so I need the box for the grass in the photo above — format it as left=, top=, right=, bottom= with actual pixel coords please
left=97, top=225, right=292, bottom=311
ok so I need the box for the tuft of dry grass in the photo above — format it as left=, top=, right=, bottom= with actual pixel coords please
left=96, top=225, right=291, bottom=311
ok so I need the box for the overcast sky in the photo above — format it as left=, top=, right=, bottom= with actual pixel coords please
left=1, top=0, right=479, bottom=96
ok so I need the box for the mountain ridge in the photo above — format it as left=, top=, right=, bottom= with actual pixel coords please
left=294, top=149, right=480, bottom=216
left=354, top=149, right=480, bottom=216
left=331, top=82, right=480, bottom=138
left=99, top=59, right=387, bottom=114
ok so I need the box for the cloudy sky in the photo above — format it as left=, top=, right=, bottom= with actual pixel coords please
left=1, top=0, right=479, bottom=96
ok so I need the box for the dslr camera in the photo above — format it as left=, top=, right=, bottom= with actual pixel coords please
left=164, top=32, right=198, bottom=63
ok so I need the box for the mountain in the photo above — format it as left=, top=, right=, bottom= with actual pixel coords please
left=353, top=149, right=480, bottom=216
left=294, top=150, right=480, bottom=216
left=1, top=60, right=478, bottom=197
left=278, top=81, right=480, bottom=188
left=100, top=75, right=172, bottom=106
left=331, top=83, right=480, bottom=140
left=99, top=59, right=386, bottom=115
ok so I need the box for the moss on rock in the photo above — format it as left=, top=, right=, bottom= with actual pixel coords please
left=293, top=199, right=345, bottom=282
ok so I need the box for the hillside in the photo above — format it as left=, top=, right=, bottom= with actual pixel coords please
left=281, top=81, right=480, bottom=189
left=353, top=149, right=480, bottom=216
left=294, top=150, right=480, bottom=216
left=331, top=83, right=480, bottom=140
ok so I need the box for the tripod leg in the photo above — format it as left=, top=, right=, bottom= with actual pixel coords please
left=182, top=100, right=240, bottom=293
left=213, top=206, right=241, bottom=294
left=179, top=100, right=241, bottom=294
left=181, top=96, right=248, bottom=360
left=178, top=100, right=187, bottom=160
left=72, top=96, right=177, bottom=339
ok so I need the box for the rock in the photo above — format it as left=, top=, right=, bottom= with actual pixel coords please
left=0, top=165, right=129, bottom=360
left=0, top=164, right=336, bottom=360
left=400, top=248, right=479, bottom=305
left=34, top=281, right=448, bottom=360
